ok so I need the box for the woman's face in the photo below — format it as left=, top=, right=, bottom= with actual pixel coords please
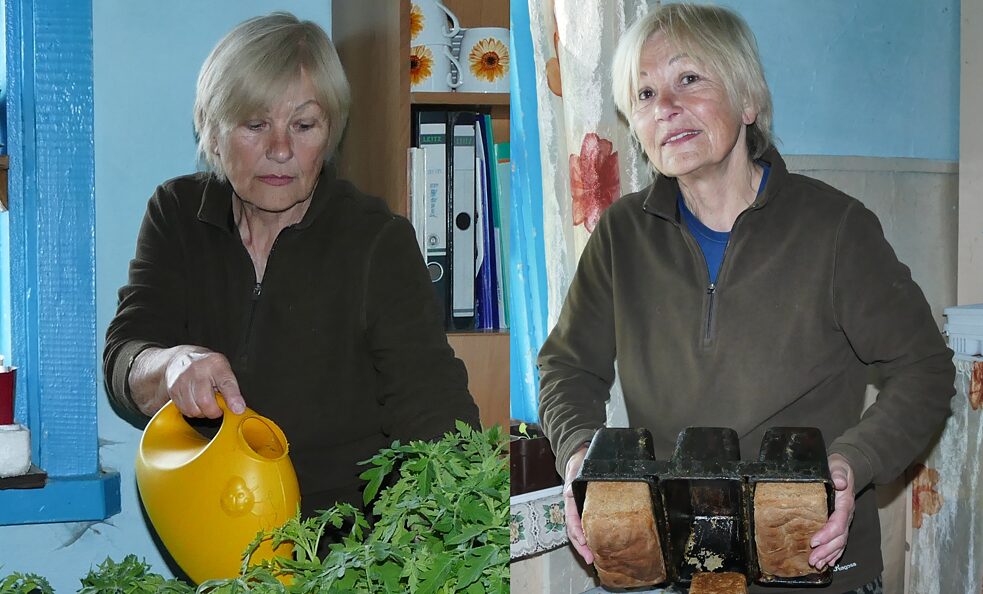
left=216, top=70, right=329, bottom=212
left=630, top=33, right=755, bottom=179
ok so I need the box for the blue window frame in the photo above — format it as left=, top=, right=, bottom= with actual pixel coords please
left=0, top=0, right=120, bottom=525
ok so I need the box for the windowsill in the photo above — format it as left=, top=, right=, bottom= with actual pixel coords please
left=0, top=471, right=121, bottom=525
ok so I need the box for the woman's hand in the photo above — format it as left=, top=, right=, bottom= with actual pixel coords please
left=809, top=453, right=856, bottom=570
left=131, top=345, right=246, bottom=418
left=563, top=444, right=594, bottom=564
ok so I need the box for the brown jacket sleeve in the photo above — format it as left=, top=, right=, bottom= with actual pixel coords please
left=826, top=200, right=955, bottom=489
left=537, top=211, right=617, bottom=475
left=103, top=186, right=185, bottom=420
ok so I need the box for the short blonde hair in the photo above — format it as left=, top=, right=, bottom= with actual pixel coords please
left=194, top=12, right=352, bottom=179
left=611, top=3, right=773, bottom=159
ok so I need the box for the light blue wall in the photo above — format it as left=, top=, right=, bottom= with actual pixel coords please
left=719, top=0, right=959, bottom=160
left=0, top=2, right=331, bottom=590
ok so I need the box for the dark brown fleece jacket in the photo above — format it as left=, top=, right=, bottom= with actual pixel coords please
left=539, top=147, right=954, bottom=593
left=105, top=165, right=479, bottom=517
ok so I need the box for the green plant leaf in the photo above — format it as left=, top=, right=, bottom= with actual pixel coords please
left=518, top=422, right=529, bottom=438
left=444, top=524, right=488, bottom=546
left=415, top=552, right=454, bottom=594
left=0, top=573, right=56, bottom=594
left=455, top=545, right=496, bottom=588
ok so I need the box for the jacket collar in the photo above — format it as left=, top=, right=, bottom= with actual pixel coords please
left=641, top=145, right=788, bottom=220
left=197, top=161, right=340, bottom=233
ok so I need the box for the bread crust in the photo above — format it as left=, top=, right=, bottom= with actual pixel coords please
left=582, top=480, right=667, bottom=588
left=689, top=571, right=748, bottom=593
left=753, top=481, right=827, bottom=577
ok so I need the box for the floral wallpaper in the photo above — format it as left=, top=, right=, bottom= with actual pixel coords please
left=911, top=464, right=942, bottom=529
left=970, top=361, right=982, bottom=410
left=909, top=358, right=983, bottom=593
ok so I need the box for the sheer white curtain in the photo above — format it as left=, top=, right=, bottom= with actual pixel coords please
left=527, top=0, right=652, bottom=425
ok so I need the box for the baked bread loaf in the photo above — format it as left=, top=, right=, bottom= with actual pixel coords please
left=689, top=572, right=748, bottom=593
left=581, top=480, right=667, bottom=588
left=753, top=481, right=828, bottom=577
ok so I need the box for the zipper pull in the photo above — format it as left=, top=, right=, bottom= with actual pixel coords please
left=707, top=283, right=716, bottom=295
left=252, top=283, right=262, bottom=300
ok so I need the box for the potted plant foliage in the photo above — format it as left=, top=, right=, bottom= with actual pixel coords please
left=0, top=422, right=508, bottom=593
left=509, top=422, right=562, bottom=497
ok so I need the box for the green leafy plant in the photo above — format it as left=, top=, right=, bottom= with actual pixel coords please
left=199, top=420, right=508, bottom=593
left=0, top=573, right=55, bottom=594
left=78, top=555, right=193, bottom=594
left=511, top=422, right=547, bottom=441
left=0, top=423, right=507, bottom=594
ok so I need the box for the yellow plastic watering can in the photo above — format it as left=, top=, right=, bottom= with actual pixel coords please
left=135, top=394, right=300, bottom=584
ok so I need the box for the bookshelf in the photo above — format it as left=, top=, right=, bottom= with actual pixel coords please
left=332, top=0, right=510, bottom=431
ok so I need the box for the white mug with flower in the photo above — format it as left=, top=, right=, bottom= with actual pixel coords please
left=410, top=43, right=462, bottom=93
left=410, top=0, right=461, bottom=46
left=456, top=27, right=510, bottom=93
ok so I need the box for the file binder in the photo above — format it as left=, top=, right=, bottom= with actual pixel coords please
left=449, top=111, right=477, bottom=330
left=407, top=146, right=428, bottom=259
left=474, top=114, right=499, bottom=330
left=414, top=110, right=450, bottom=321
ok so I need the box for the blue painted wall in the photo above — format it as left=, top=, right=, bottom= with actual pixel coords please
left=0, top=2, right=331, bottom=590
left=719, top=0, right=958, bottom=160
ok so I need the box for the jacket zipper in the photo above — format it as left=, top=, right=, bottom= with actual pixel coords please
left=643, top=202, right=755, bottom=347
left=237, top=233, right=285, bottom=369
left=702, top=207, right=755, bottom=345
left=238, top=281, right=263, bottom=368
left=705, top=283, right=716, bottom=342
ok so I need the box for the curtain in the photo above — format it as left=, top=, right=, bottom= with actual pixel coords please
left=512, top=0, right=652, bottom=424
left=530, top=0, right=650, bottom=324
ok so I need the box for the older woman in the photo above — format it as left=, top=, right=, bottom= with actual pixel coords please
left=538, top=4, right=953, bottom=594
left=104, top=13, right=479, bottom=518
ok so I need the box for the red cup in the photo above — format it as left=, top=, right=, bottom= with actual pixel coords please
left=0, top=367, right=16, bottom=425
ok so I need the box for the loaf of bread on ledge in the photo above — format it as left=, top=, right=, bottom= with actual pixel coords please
left=753, top=481, right=828, bottom=577
left=581, top=480, right=667, bottom=588
left=689, top=572, right=748, bottom=594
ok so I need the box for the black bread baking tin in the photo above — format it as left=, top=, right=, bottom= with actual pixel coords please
left=570, top=427, right=673, bottom=587
left=572, top=426, right=833, bottom=589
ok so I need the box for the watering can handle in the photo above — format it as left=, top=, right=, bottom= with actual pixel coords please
left=214, top=393, right=233, bottom=415
left=151, top=392, right=251, bottom=435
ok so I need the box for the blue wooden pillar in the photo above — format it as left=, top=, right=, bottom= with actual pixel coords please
left=0, top=0, right=120, bottom=524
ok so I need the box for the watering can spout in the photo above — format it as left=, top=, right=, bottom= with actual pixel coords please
left=135, top=393, right=301, bottom=584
